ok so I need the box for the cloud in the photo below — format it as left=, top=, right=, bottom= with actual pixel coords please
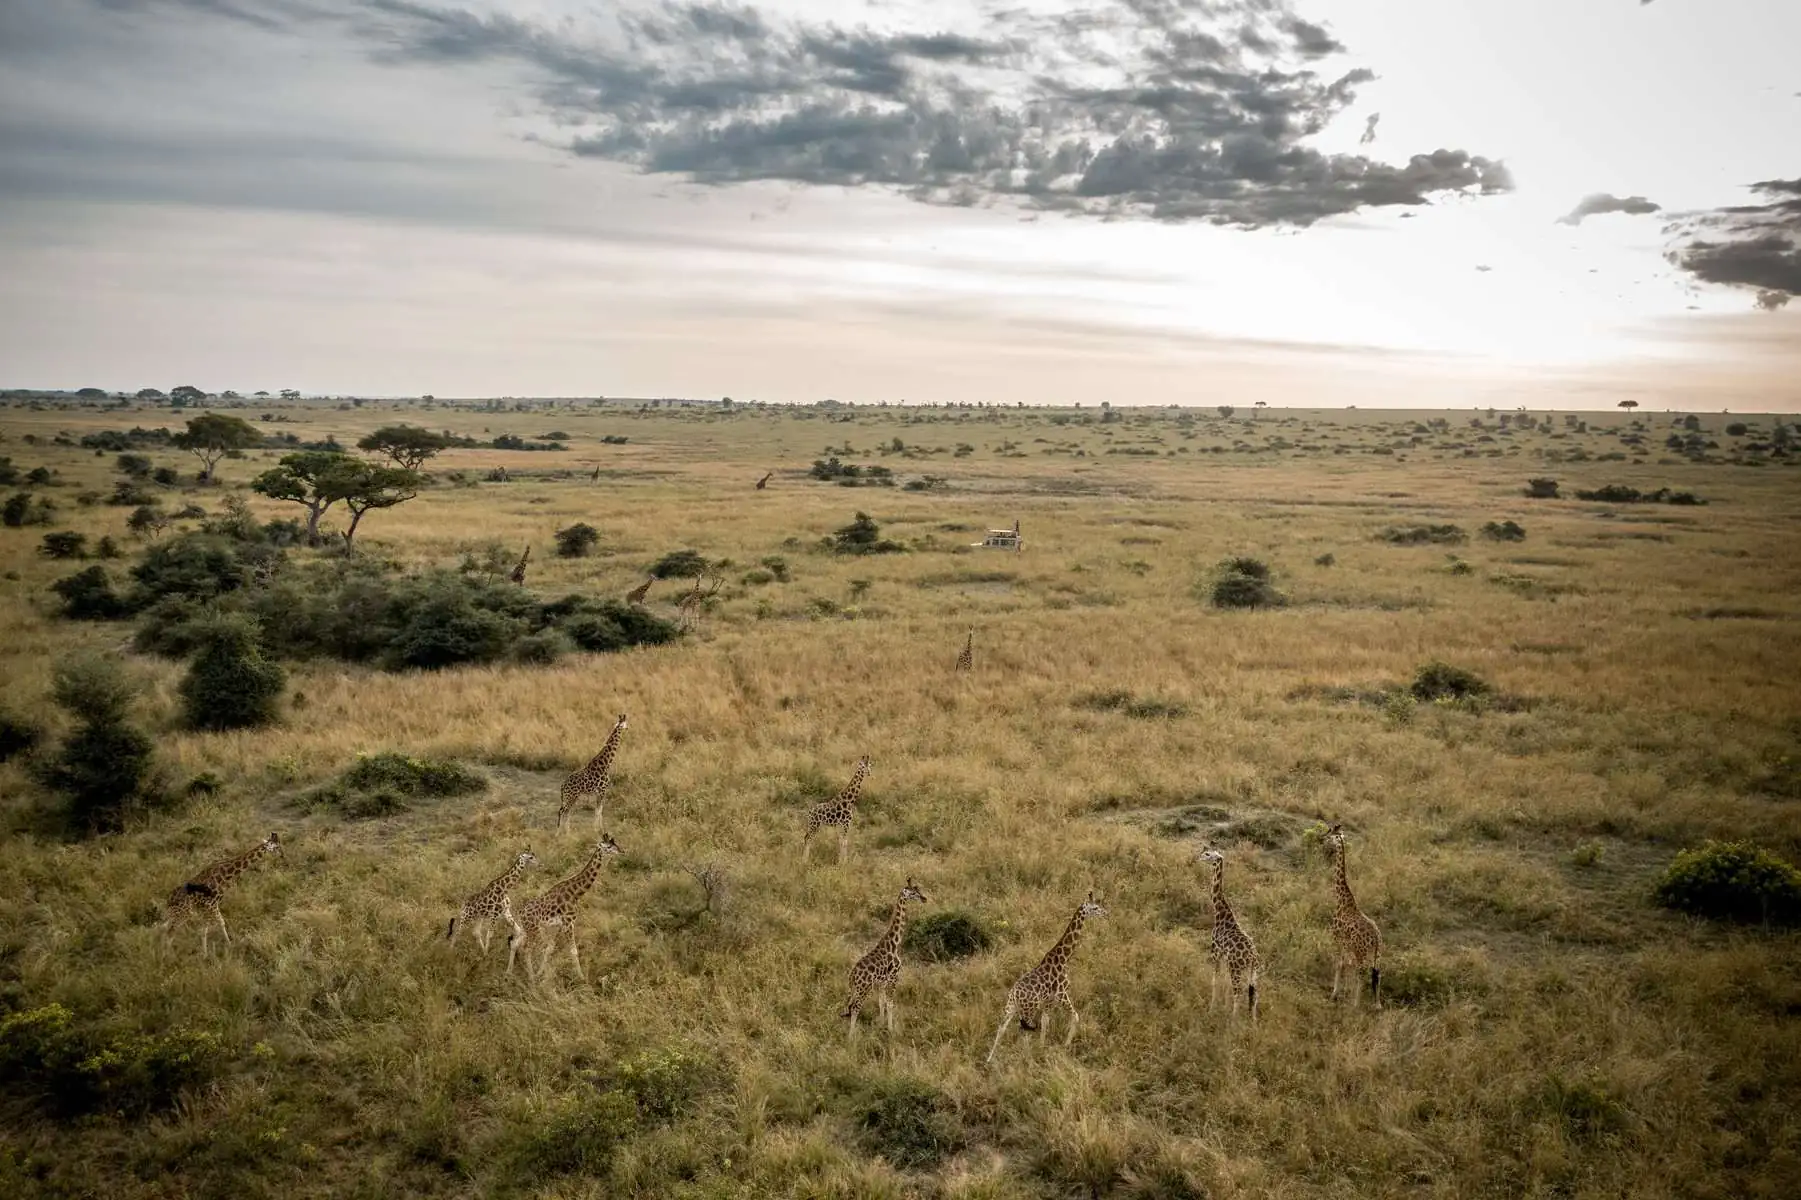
left=1359, top=112, right=1380, bottom=145
left=1664, top=177, right=1801, bottom=310
left=345, top=0, right=1511, bottom=229
left=1556, top=192, right=1662, bottom=226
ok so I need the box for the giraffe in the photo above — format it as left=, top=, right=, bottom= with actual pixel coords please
left=986, top=891, right=1108, bottom=1065
left=802, top=755, right=872, bottom=864
left=1324, top=824, right=1383, bottom=1007
left=1199, top=847, right=1262, bottom=1021
left=676, top=574, right=722, bottom=632
left=556, top=713, right=628, bottom=835
left=162, top=832, right=283, bottom=953
left=591, top=464, right=601, bottom=482
left=756, top=472, right=772, bottom=490
left=625, top=577, right=654, bottom=606
left=447, top=848, right=538, bottom=955
left=954, top=627, right=973, bottom=672
left=510, top=544, right=530, bottom=585
left=506, top=835, right=622, bottom=980
left=842, top=878, right=930, bottom=1034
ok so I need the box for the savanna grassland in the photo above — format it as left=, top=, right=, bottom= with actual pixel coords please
left=1, top=395, right=1799, bottom=1199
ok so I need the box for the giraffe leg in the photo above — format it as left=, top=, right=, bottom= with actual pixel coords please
left=566, top=925, right=585, bottom=981
left=1332, top=958, right=1343, bottom=1002
left=837, top=826, right=849, bottom=864
left=986, top=1002, right=1017, bottom=1065
left=505, top=930, right=523, bottom=976
left=214, top=905, right=231, bottom=947
left=883, top=990, right=896, bottom=1034
left=1248, top=969, right=1260, bottom=1023
left=1230, top=968, right=1242, bottom=1018
left=593, top=799, right=603, bottom=833
left=1062, top=995, right=1080, bottom=1046
left=802, top=830, right=814, bottom=863
left=1209, top=961, right=1221, bottom=1011
left=1346, top=961, right=1361, bottom=1009
left=476, top=920, right=493, bottom=956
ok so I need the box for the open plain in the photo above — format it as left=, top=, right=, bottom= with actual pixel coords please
left=1, top=397, right=1798, bottom=1199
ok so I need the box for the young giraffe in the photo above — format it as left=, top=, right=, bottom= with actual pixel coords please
left=625, top=577, right=654, bottom=606
left=446, top=848, right=538, bottom=955
left=842, top=878, right=930, bottom=1034
left=162, top=832, right=283, bottom=953
left=556, top=713, right=628, bottom=834
left=802, top=755, right=872, bottom=864
left=510, top=544, right=530, bottom=585
left=676, top=574, right=722, bottom=631
left=506, top=835, right=622, bottom=980
left=1199, top=847, right=1262, bottom=1021
left=954, top=627, right=974, bottom=672
left=986, top=891, right=1108, bottom=1065
left=755, top=471, right=772, bottom=490
left=1324, top=824, right=1383, bottom=1007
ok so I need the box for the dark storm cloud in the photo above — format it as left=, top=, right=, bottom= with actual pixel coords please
left=1665, top=178, right=1801, bottom=309
left=347, top=0, right=1511, bottom=229
left=1556, top=192, right=1662, bottom=225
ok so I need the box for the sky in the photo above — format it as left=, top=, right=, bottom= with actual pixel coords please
left=0, top=0, right=1797, bottom=409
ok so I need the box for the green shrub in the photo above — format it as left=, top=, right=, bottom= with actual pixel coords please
left=741, top=568, right=775, bottom=586
left=602, top=1046, right=717, bottom=1123
left=0, top=457, right=15, bottom=486
left=0, top=1004, right=226, bottom=1120
left=541, top=595, right=680, bottom=652
left=1480, top=520, right=1526, bottom=541
left=1525, top=477, right=1560, bottom=498
left=178, top=613, right=286, bottom=731
left=0, top=707, right=42, bottom=763
left=510, top=627, right=573, bottom=665
left=95, top=535, right=121, bottom=559
left=1379, top=524, right=1467, bottom=545
left=126, top=503, right=168, bottom=538
left=830, top=511, right=905, bottom=555
left=902, top=910, right=994, bottom=962
left=1208, top=557, right=1283, bottom=609
left=760, top=555, right=790, bottom=581
left=129, top=532, right=266, bottom=606
left=1653, top=841, right=1801, bottom=925
left=49, top=566, right=130, bottom=620
left=649, top=548, right=710, bottom=579
left=3, top=492, right=51, bottom=527
left=39, top=531, right=88, bottom=559
left=554, top=522, right=601, bottom=558
left=342, top=753, right=486, bottom=798
left=32, top=656, right=160, bottom=834
left=1410, top=661, right=1491, bottom=702
left=850, top=1076, right=965, bottom=1170
left=110, top=480, right=158, bottom=507
left=503, top=1091, right=638, bottom=1180
left=116, top=453, right=153, bottom=477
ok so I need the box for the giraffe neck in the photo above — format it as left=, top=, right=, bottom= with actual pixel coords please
left=587, top=724, right=625, bottom=773
left=1210, top=861, right=1235, bottom=925
left=202, top=844, right=269, bottom=891
left=839, top=765, right=869, bottom=807
left=880, top=897, right=912, bottom=954
left=1332, top=850, right=1359, bottom=913
left=556, top=845, right=611, bottom=905
left=1038, top=908, right=1087, bottom=973
left=496, top=861, right=526, bottom=893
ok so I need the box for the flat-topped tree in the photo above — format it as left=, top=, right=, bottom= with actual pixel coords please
left=339, top=463, right=421, bottom=551
left=357, top=424, right=453, bottom=472
left=171, top=413, right=261, bottom=482
left=252, top=452, right=421, bottom=550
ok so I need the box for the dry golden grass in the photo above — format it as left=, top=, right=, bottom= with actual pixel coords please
left=1, top=398, right=1799, bottom=1198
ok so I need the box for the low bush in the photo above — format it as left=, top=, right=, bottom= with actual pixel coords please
left=0, top=1004, right=226, bottom=1120
left=850, top=1076, right=966, bottom=1170
left=1379, top=524, right=1467, bottom=545
left=3, top=492, right=53, bottom=527
left=1410, top=660, right=1491, bottom=702
left=554, top=522, right=601, bottom=558
left=1653, top=841, right=1801, bottom=926
left=1574, top=484, right=1706, bottom=505
left=0, top=707, right=42, bottom=763
left=1480, top=520, right=1526, bottom=541
left=1207, top=556, right=1283, bottom=608
left=49, top=566, right=130, bottom=620
left=301, top=753, right=486, bottom=820
left=38, top=531, right=88, bottom=559
left=1524, top=477, right=1560, bottom=498
left=178, top=613, right=286, bottom=732
left=649, top=548, right=710, bottom=579
left=903, top=910, right=994, bottom=962
left=831, top=512, right=905, bottom=555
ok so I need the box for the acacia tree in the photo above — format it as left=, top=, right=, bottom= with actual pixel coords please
left=1618, top=399, right=1640, bottom=413
left=251, top=451, right=359, bottom=544
left=356, top=425, right=452, bottom=471
left=171, top=413, right=261, bottom=481
left=340, top=464, right=421, bottom=550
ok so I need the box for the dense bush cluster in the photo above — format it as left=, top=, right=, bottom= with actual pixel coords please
left=831, top=512, right=905, bottom=555
left=1207, top=556, right=1283, bottom=609
left=30, top=657, right=162, bottom=834
left=1654, top=841, right=1801, bottom=926
left=177, top=613, right=286, bottom=731
left=1573, top=484, right=1704, bottom=505
left=0, top=1004, right=225, bottom=1120
left=1480, top=520, right=1526, bottom=541
left=810, top=457, right=895, bottom=486
left=1379, top=524, right=1467, bottom=545
left=1410, top=661, right=1491, bottom=702
left=554, top=522, right=601, bottom=557
left=902, top=911, right=995, bottom=962
left=300, top=752, right=487, bottom=819
left=648, top=548, right=710, bottom=579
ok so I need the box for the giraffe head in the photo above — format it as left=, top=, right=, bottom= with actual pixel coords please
left=1197, top=846, right=1224, bottom=867
left=855, top=755, right=872, bottom=774
left=261, top=831, right=283, bottom=858
left=614, top=713, right=629, bottom=732
left=899, top=877, right=929, bottom=905
left=516, top=849, right=539, bottom=870
left=1078, top=890, right=1107, bottom=919
left=1323, top=823, right=1347, bottom=858
left=595, top=834, right=622, bottom=859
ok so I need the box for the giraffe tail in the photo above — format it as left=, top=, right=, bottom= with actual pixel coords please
left=182, top=881, right=219, bottom=898
left=1370, top=966, right=1381, bottom=1003
left=446, top=916, right=458, bottom=942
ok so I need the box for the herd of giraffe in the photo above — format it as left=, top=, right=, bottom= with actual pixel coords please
left=161, top=635, right=1385, bottom=1064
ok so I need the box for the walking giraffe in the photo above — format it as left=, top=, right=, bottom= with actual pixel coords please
left=676, top=574, right=722, bottom=631
left=510, top=544, right=530, bottom=585
left=447, top=848, right=538, bottom=955
left=842, top=878, right=930, bottom=1034
left=756, top=472, right=772, bottom=490
left=986, top=891, right=1108, bottom=1064
left=1199, top=847, right=1262, bottom=1020
left=625, top=577, right=654, bottom=606
left=506, top=835, right=622, bottom=980
left=802, top=756, right=872, bottom=864
left=557, top=713, right=628, bottom=834
left=954, top=627, right=973, bottom=672
left=1324, top=824, right=1383, bottom=1007
left=162, top=832, right=283, bottom=953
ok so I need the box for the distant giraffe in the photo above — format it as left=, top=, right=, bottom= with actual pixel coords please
left=510, top=544, right=530, bottom=585
left=987, top=891, right=1107, bottom=1064
left=756, top=472, right=773, bottom=490
left=447, top=848, right=538, bottom=955
left=557, top=713, right=628, bottom=834
left=590, top=464, right=601, bottom=482
left=162, top=832, right=283, bottom=953
left=506, top=835, right=622, bottom=980
left=954, top=627, right=973, bottom=672
left=1324, top=824, right=1383, bottom=1007
left=803, top=755, right=872, bottom=864
left=842, top=878, right=929, bottom=1034
left=625, top=577, right=654, bottom=606
left=1199, top=847, right=1262, bottom=1020
left=676, top=574, right=722, bottom=632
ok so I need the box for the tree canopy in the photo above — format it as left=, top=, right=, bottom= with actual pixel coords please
left=253, top=451, right=420, bottom=550
left=170, top=413, right=262, bottom=481
left=356, top=425, right=453, bottom=471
